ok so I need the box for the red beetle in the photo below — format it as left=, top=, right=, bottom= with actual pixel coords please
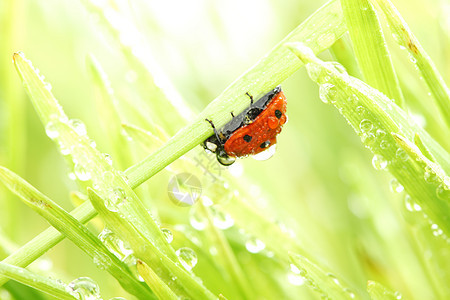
left=203, top=86, right=287, bottom=165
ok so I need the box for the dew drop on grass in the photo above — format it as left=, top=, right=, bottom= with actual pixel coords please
left=436, top=184, right=450, bottom=201
left=326, top=273, right=340, bottom=285
left=395, top=148, right=409, bottom=161
left=103, top=153, right=113, bottom=166
left=176, top=247, right=198, bottom=271
left=359, top=119, right=373, bottom=132
left=287, top=272, right=305, bottom=286
left=210, top=206, right=234, bottom=229
left=161, top=228, right=173, bottom=243
left=93, top=252, right=111, bottom=270
left=98, top=228, right=133, bottom=260
left=67, top=277, right=100, bottom=300
left=356, top=106, right=365, bottom=115
left=189, top=205, right=207, bottom=230
left=105, top=187, right=127, bottom=212
left=375, top=129, right=386, bottom=139
left=361, top=133, right=376, bottom=146
left=59, top=142, right=71, bottom=156
left=74, top=164, right=92, bottom=181
left=372, top=154, right=388, bottom=170
left=347, top=94, right=359, bottom=104
left=390, top=178, right=404, bottom=193
left=404, top=195, right=422, bottom=212
left=69, top=119, right=87, bottom=136
left=45, top=121, right=60, bottom=140
left=423, top=167, right=437, bottom=183
left=245, top=237, right=265, bottom=253
left=319, top=83, right=337, bottom=104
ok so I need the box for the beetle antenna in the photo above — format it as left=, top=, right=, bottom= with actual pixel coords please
left=246, top=92, right=254, bottom=105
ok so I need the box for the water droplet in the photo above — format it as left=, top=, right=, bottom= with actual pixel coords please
left=245, top=237, right=265, bottom=253
left=123, top=255, right=144, bottom=282
left=380, top=140, right=390, bottom=150
left=347, top=94, right=358, bottom=104
left=74, top=164, right=91, bottom=181
left=59, top=142, right=71, bottom=155
left=361, top=132, right=376, bottom=145
left=176, top=247, right=198, bottom=271
left=436, top=184, right=450, bottom=201
left=359, top=119, right=373, bottom=132
left=98, top=228, right=133, bottom=260
left=105, top=187, right=127, bottom=212
left=161, top=228, right=173, bottom=243
left=45, top=121, right=60, bottom=140
left=327, top=273, right=340, bottom=285
left=372, top=154, right=388, bottom=170
left=410, top=56, right=417, bottom=63
left=404, top=195, right=421, bottom=212
left=395, top=148, right=409, bottom=161
left=210, top=206, right=234, bottom=229
left=424, top=167, right=437, bottom=183
left=68, top=172, right=76, bottom=181
left=431, top=223, right=443, bottom=236
left=324, top=61, right=348, bottom=76
left=356, top=106, right=365, bottom=115
left=67, top=277, right=100, bottom=300
left=89, top=139, right=97, bottom=148
left=103, top=153, right=113, bottom=166
left=319, top=83, right=337, bottom=104
left=252, top=144, right=277, bottom=161
left=69, top=119, right=87, bottom=136
left=189, top=205, right=207, bottom=230
left=390, top=178, right=404, bottom=193
left=287, top=272, right=305, bottom=286
left=376, top=129, right=386, bottom=139
left=344, top=288, right=356, bottom=298
left=306, top=63, right=329, bottom=84
left=93, top=252, right=111, bottom=270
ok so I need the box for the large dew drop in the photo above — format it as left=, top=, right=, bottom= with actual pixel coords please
left=67, top=277, right=101, bottom=300
left=319, top=83, right=337, bottom=104
left=372, top=154, right=388, bottom=170
left=45, top=120, right=60, bottom=140
left=245, top=237, right=266, bottom=253
left=74, top=163, right=92, bottom=181
left=69, top=119, right=87, bottom=136
left=176, top=247, right=198, bottom=271
left=253, top=144, right=277, bottom=161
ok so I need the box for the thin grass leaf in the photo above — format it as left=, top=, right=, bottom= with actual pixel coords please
left=0, top=262, right=78, bottom=300
left=136, top=259, right=178, bottom=300
left=0, top=201, right=96, bottom=287
left=289, top=253, right=360, bottom=299
left=88, top=188, right=216, bottom=300
left=287, top=42, right=450, bottom=236
left=341, top=0, right=404, bottom=107
left=372, top=0, right=450, bottom=129
left=126, top=0, right=348, bottom=188
left=87, top=54, right=133, bottom=170
left=196, top=200, right=253, bottom=300
left=0, top=166, right=155, bottom=299
left=366, top=280, right=401, bottom=300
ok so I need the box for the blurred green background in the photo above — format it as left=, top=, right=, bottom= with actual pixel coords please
left=0, top=0, right=449, bottom=299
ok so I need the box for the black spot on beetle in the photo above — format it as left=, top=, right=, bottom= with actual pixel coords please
left=260, top=141, right=270, bottom=148
left=243, top=135, right=252, bottom=142
left=275, top=110, right=282, bottom=119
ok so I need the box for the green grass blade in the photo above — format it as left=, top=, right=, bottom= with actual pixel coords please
left=287, top=42, right=450, bottom=237
left=126, top=0, right=347, bottom=188
left=340, top=0, right=404, bottom=107
left=289, top=253, right=360, bottom=299
left=367, top=280, right=401, bottom=300
left=372, top=0, right=450, bottom=129
left=197, top=201, right=253, bottom=300
left=88, top=189, right=216, bottom=300
left=87, top=54, right=133, bottom=170
left=0, top=166, right=155, bottom=299
left=0, top=262, right=78, bottom=300
left=136, top=259, right=178, bottom=300
left=0, top=202, right=96, bottom=287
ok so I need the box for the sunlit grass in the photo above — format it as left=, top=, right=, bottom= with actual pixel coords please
left=0, top=0, right=449, bottom=299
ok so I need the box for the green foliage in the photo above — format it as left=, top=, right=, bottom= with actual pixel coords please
left=0, top=0, right=449, bottom=299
